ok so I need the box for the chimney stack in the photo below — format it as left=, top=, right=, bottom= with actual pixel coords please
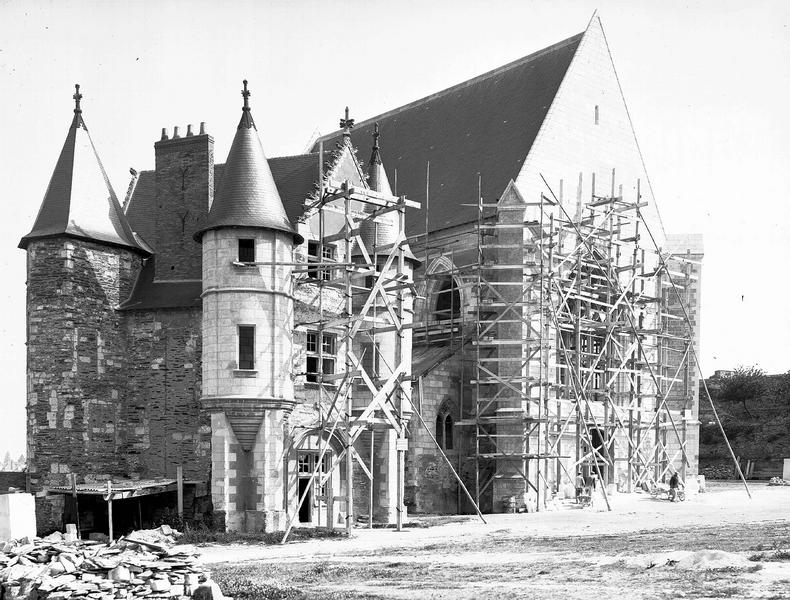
left=173, top=126, right=181, bottom=139
left=199, top=122, right=206, bottom=135
left=186, top=124, right=194, bottom=137
left=161, top=127, right=169, bottom=141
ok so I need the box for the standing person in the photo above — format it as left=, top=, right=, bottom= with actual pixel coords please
left=575, top=471, right=585, bottom=503
left=669, top=471, right=680, bottom=502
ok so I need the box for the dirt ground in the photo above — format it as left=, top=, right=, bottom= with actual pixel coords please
left=200, top=481, right=790, bottom=599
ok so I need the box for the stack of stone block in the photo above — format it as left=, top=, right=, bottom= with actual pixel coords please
left=0, top=527, right=224, bottom=599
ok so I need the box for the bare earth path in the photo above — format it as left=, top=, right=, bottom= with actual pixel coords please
left=199, top=482, right=790, bottom=599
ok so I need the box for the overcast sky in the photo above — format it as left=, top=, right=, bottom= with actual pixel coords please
left=1, top=0, right=788, bottom=457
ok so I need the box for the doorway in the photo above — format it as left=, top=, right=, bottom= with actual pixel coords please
left=297, top=451, right=332, bottom=524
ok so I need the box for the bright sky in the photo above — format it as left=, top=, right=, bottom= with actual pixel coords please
left=1, top=0, right=788, bottom=457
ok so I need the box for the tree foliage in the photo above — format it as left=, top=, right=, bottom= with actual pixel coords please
left=717, top=366, right=768, bottom=418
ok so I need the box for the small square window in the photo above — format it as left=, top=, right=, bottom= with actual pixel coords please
left=238, top=239, right=255, bottom=263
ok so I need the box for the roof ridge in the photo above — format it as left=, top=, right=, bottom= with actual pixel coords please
left=268, top=149, right=332, bottom=161
left=316, top=32, right=584, bottom=140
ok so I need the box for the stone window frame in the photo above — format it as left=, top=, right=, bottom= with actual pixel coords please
left=237, top=324, right=256, bottom=371
left=305, top=330, right=337, bottom=384
left=435, top=403, right=455, bottom=451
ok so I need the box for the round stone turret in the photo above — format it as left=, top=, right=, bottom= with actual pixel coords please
left=198, top=81, right=298, bottom=533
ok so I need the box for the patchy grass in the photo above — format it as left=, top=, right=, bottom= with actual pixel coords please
left=179, top=526, right=347, bottom=546
left=208, top=521, right=789, bottom=600
left=749, top=548, right=790, bottom=562
left=212, top=555, right=761, bottom=600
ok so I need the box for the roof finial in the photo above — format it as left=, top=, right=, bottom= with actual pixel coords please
left=340, top=106, right=354, bottom=142
left=73, top=84, right=82, bottom=114
left=369, top=122, right=382, bottom=168
left=242, top=79, right=251, bottom=111
left=238, top=79, right=256, bottom=130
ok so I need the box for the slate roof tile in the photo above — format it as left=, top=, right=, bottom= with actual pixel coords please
left=313, top=33, right=583, bottom=234
left=194, top=91, right=302, bottom=243
left=20, top=105, right=148, bottom=254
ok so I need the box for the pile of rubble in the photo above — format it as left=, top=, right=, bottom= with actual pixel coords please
left=0, top=526, right=225, bottom=599
left=769, top=477, right=789, bottom=486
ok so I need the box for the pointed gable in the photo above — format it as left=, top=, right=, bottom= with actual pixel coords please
left=19, top=86, right=146, bottom=253
left=513, top=16, right=665, bottom=241
left=314, top=33, right=583, bottom=233
left=195, top=80, right=302, bottom=243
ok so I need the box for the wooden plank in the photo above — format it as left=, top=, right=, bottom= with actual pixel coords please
left=322, top=226, right=360, bottom=244
left=107, top=481, right=113, bottom=542
left=176, top=465, right=184, bottom=521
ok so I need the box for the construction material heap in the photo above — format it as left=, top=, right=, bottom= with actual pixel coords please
left=0, top=527, right=220, bottom=600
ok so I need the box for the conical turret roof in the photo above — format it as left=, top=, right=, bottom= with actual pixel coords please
left=195, top=80, right=302, bottom=243
left=367, top=123, right=393, bottom=197
left=19, top=85, right=147, bottom=253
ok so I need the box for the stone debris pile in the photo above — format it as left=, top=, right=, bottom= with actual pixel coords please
left=0, top=526, right=225, bottom=600
left=768, top=477, right=789, bottom=486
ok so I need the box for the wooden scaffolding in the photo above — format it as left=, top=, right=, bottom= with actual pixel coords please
left=278, top=160, right=420, bottom=540
left=462, top=172, right=718, bottom=511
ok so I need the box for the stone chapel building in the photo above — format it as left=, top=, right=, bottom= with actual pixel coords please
left=21, top=16, right=702, bottom=533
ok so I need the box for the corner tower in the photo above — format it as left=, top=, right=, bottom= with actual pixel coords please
left=19, top=85, right=149, bottom=531
left=195, top=81, right=302, bottom=533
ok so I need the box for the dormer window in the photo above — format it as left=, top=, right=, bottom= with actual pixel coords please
left=307, top=240, right=335, bottom=281
left=238, top=239, right=255, bottom=263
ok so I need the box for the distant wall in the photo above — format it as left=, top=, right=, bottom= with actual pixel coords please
left=0, top=472, right=26, bottom=492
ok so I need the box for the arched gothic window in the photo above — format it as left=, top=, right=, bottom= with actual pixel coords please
left=434, top=277, right=460, bottom=321
left=435, top=408, right=454, bottom=450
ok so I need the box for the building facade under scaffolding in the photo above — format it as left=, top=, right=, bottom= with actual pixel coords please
left=316, top=15, right=703, bottom=514
left=20, top=15, right=702, bottom=534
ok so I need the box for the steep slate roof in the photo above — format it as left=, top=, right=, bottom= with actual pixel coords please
left=194, top=82, right=302, bottom=243
left=314, top=33, right=583, bottom=234
left=353, top=125, right=419, bottom=264
left=117, top=256, right=202, bottom=311
left=121, top=151, right=336, bottom=310
left=268, top=151, right=334, bottom=219
left=20, top=87, right=147, bottom=253
left=126, top=151, right=333, bottom=253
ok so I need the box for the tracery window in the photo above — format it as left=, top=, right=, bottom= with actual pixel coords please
left=435, top=407, right=454, bottom=450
